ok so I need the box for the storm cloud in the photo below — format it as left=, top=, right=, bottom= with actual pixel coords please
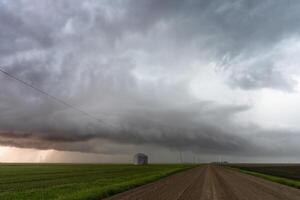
left=1, top=0, right=300, bottom=162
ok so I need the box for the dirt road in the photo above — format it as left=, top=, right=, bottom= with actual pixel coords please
left=104, top=165, right=300, bottom=200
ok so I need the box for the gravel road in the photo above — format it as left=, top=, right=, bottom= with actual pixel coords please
left=104, top=165, right=300, bottom=200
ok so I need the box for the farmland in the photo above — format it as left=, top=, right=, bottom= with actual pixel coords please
left=1, top=163, right=300, bottom=200
left=0, top=164, right=193, bottom=200
left=229, top=164, right=300, bottom=188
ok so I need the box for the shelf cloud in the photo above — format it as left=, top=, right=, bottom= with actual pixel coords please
left=1, top=0, right=300, bottom=162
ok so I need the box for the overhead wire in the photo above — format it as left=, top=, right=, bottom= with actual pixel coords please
left=0, top=67, right=120, bottom=131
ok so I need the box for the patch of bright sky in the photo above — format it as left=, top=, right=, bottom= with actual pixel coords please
left=0, top=146, right=53, bottom=163
left=188, top=60, right=300, bottom=131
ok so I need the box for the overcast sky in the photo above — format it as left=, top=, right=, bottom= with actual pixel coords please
left=1, top=0, right=300, bottom=163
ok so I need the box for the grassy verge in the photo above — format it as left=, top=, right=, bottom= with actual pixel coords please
left=234, top=168, right=300, bottom=189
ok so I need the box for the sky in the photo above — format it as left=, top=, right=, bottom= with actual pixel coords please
left=1, top=0, right=300, bottom=163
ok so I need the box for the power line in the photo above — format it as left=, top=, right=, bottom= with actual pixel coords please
left=0, top=67, right=120, bottom=131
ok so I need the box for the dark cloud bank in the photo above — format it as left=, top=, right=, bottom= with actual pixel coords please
left=1, top=0, right=300, bottom=160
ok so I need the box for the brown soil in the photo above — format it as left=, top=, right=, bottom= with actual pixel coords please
left=104, top=165, right=300, bottom=200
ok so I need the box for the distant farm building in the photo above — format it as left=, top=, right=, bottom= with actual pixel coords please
left=133, top=153, right=148, bottom=165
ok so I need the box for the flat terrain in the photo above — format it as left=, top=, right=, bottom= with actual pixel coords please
left=105, top=165, right=300, bottom=200
left=0, top=164, right=192, bottom=200
left=231, top=164, right=300, bottom=181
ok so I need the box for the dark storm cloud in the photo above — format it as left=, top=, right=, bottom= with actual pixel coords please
left=0, top=102, right=254, bottom=155
left=1, top=0, right=300, bottom=158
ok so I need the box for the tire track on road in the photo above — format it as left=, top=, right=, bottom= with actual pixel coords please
left=104, top=165, right=300, bottom=200
left=105, top=167, right=205, bottom=200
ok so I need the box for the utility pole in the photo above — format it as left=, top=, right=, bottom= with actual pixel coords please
left=179, top=151, right=183, bottom=164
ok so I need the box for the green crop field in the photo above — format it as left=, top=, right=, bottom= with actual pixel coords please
left=0, top=164, right=193, bottom=200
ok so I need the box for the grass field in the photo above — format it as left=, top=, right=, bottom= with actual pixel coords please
left=230, top=164, right=300, bottom=189
left=0, top=164, right=193, bottom=200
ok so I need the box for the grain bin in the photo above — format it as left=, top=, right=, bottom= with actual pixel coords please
left=133, top=153, right=148, bottom=165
